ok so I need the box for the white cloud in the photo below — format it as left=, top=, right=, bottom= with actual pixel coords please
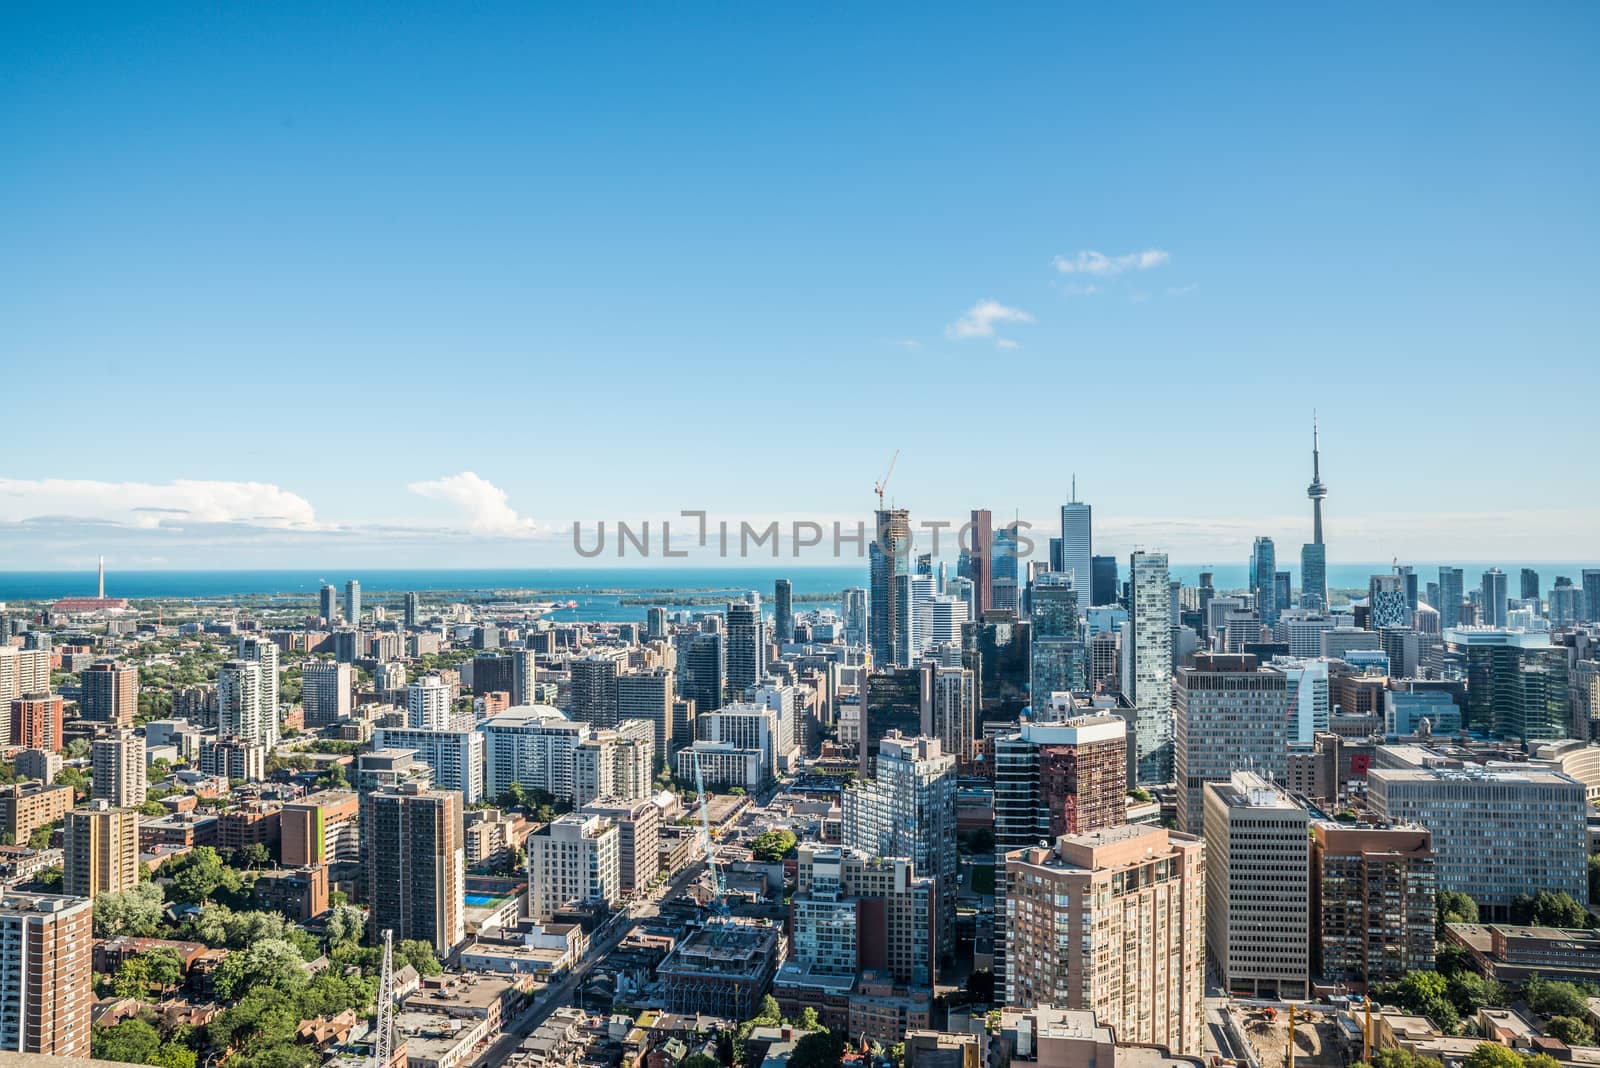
left=945, top=299, right=1035, bottom=340
left=1052, top=249, right=1170, bottom=276
left=0, top=478, right=319, bottom=529
left=407, top=471, right=536, bottom=536
left=995, top=338, right=1020, bottom=350
left=1167, top=282, right=1199, bottom=296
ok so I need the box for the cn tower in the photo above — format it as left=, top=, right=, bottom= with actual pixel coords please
left=1307, top=414, right=1327, bottom=545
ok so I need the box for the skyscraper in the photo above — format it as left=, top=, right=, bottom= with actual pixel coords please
left=1059, top=487, right=1092, bottom=615
left=237, top=635, right=281, bottom=745
left=219, top=659, right=275, bottom=750
left=1439, top=567, right=1465, bottom=629
left=726, top=597, right=767, bottom=694
left=344, top=579, right=361, bottom=626
left=1300, top=417, right=1329, bottom=611
left=1584, top=570, right=1600, bottom=623
left=80, top=659, right=137, bottom=727
left=364, top=783, right=465, bottom=954
left=645, top=606, right=668, bottom=641
left=0, top=892, right=93, bottom=1057
left=773, top=579, right=794, bottom=646
left=969, top=509, right=993, bottom=617
left=302, top=659, right=353, bottom=726
left=1090, top=555, right=1118, bottom=608
left=1029, top=573, right=1085, bottom=712
left=570, top=656, right=621, bottom=728
left=403, top=591, right=421, bottom=628
left=842, top=733, right=958, bottom=961
left=1129, top=551, right=1173, bottom=783
left=319, top=582, right=338, bottom=624
left=842, top=587, right=868, bottom=648
left=1368, top=574, right=1410, bottom=629
left=992, top=525, right=1020, bottom=614
left=870, top=509, right=912, bottom=666
left=1520, top=568, right=1541, bottom=603
left=1173, top=654, right=1288, bottom=835
left=406, top=674, right=454, bottom=731
left=1250, top=537, right=1279, bottom=627
left=1481, top=568, right=1509, bottom=628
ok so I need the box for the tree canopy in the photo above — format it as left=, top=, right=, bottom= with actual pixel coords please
left=1510, top=891, right=1588, bottom=929
left=750, top=830, right=797, bottom=863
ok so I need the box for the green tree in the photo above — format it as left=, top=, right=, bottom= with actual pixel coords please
left=213, top=938, right=309, bottom=1001
left=28, top=822, right=56, bottom=849
left=1547, top=1017, right=1595, bottom=1046
left=787, top=1030, right=848, bottom=1068
left=94, top=882, right=167, bottom=937
left=1446, top=971, right=1507, bottom=1015
left=1511, top=891, right=1588, bottom=928
left=1526, top=976, right=1589, bottom=1018
left=1372, top=971, right=1459, bottom=1034
left=1362, top=1049, right=1443, bottom=1068
left=395, top=938, right=443, bottom=977
left=92, top=1017, right=161, bottom=1063
left=750, top=830, right=797, bottom=863
left=324, top=903, right=366, bottom=948
left=1463, top=1044, right=1526, bottom=1068
left=236, top=842, right=272, bottom=869
left=162, top=846, right=244, bottom=905
left=798, top=1007, right=821, bottom=1032
left=1437, top=889, right=1479, bottom=935
left=683, top=1055, right=720, bottom=1068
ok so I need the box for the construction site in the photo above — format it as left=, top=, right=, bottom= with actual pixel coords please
left=1237, top=1005, right=1356, bottom=1068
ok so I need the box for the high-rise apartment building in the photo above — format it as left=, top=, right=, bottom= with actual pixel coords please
left=679, top=632, right=725, bottom=714
left=281, top=789, right=361, bottom=867
left=792, top=843, right=937, bottom=985
left=870, top=509, right=913, bottom=666
left=573, top=721, right=655, bottom=806
left=527, top=812, right=620, bottom=921
left=219, top=660, right=274, bottom=752
left=570, top=655, right=621, bottom=728
left=1520, top=568, right=1541, bottom=603
left=80, top=659, right=138, bottom=726
left=0, top=649, right=51, bottom=746
left=842, top=733, right=958, bottom=962
left=1129, top=551, right=1173, bottom=783
left=1584, top=570, right=1600, bottom=623
left=842, top=587, right=869, bottom=648
left=774, top=578, right=794, bottom=646
left=237, top=633, right=280, bottom=731
left=1369, top=574, right=1410, bottom=629
left=1030, top=573, right=1085, bottom=713
left=92, top=729, right=147, bottom=808
left=1367, top=762, right=1586, bottom=918
left=726, top=597, right=767, bottom=694
left=1251, top=537, right=1279, bottom=627
left=344, top=579, right=361, bottom=625
left=1003, top=824, right=1204, bottom=1055
left=578, top=798, right=659, bottom=894
left=1438, top=567, right=1465, bottom=629
left=10, top=692, right=63, bottom=752
left=199, top=736, right=267, bottom=783
left=617, top=669, right=676, bottom=771
left=320, top=582, right=339, bottom=624
left=0, top=892, right=93, bottom=1057
left=406, top=674, right=454, bottom=731
left=481, top=705, right=588, bottom=803
left=1311, top=821, right=1435, bottom=990
left=301, top=659, right=353, bottom=725
left=1203, top=773, right=1311, bottom=1000
left=1174, top=653, right=1289, bottom=835
left=64, top=801, right=140, bottom=898
left=373, top=727, right=486, bottom=804
left=969, top=510, right=994, bottom=618
left=403, top=591, right=421, bottom=628
left=920, top=662, right=975, bottom=768
left=364, top=783, right=465, bottom=955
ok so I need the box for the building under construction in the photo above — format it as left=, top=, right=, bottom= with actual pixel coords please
left=658, top=921, right=783, bottom=1020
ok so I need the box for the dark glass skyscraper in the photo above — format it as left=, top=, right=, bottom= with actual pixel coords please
left=870, top=509, right=912, bottom=666
left=773, top=579, right=794, bottom=646
left=1520, top=568, right=1540, bottom=602
left=1250, top=537, right=1278, bottom=626
left=1439, top=567, right=1465, bottom=629
left=1091, top=555, right=1118, bottom=608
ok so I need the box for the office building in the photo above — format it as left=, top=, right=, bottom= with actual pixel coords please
left=726, top=597, right=767, bottom=694
left=1174, top=654, right=1289, bottom=835
left=364, top=784, right=465, bottom=954
left=80, top=659, right=138, bottom=727
left=1584, top=570, right=1600, bottom=623
left=1312, top=821, right=1435, bottom=989
left=64, top=801, right=140, bottom=898
left=0, top=892, right=93, bottom=1057
left=1445, top=627, right=1568, bottom=741
left=1204, top=773, right=1310, bottom=999
left=1368, top=762, right=1586, bottom=918
left=969, top=509, right=994, bottom=618
left=1482, top=569, right=1509, bottom=628
left=1437, top=567, right=1466, bottom=629
left=1128, top=551, right=1174, bottom=783
left=860, top=668, right=921, bottom=775
left=1003, top=824, right=1204, bottom=1055
left=1275, top=656, right=1331, bottom=746
left=1060, top=493, right=1092, bottom=613
left=965, top=616, right=1031, bottom=725
left=92, top=729, right=146, bottom=808
left=9, top=692, right=62, bottom=753
left=1369, top=574, right=1410, bottom=629
left=345, top=579, right=361, bottom=625
left=527, top=812, right=620, bottom=921
left=1251, top=537, right=1279, bottom=627
left=793, top=843, right=937, bottom=985
left=1521, top=568, right=1541, bottom=603
left=302, top=659, right=353, bottom=726
left=375, top=727, right=486, bottom=804
left=700, top=701, right=781, bottom=783
left=842, top=733, right=958, bottom=961
left=320, top=582, right=339, bottom=624
left=1300, top=418, right=1330, bottom=611
left=1091, top=555, right=1118, bottom=609
left=774, top=579, right=794, bottom=646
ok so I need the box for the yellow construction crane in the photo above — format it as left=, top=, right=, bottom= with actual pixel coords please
left=874, top=449, right=900, bottom=509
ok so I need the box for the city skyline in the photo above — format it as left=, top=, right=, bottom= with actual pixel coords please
left=3, top=6, right=1597, bottom=567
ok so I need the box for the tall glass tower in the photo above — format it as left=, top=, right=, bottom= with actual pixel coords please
left=1059, top=479, right=1092, bottom=616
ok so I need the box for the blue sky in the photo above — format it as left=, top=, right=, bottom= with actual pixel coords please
left=2, top=4, right=1596, bottom=569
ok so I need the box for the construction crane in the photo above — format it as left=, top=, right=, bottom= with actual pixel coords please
left=373, top=929, right=394, bottom=1068
left=691, top=748, right=730, bottom=923
left=873, top=449, right=900, bottom=509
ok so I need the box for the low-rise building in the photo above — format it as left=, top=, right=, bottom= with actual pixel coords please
left=0, top=781, right=74, bottom=845
left=659, top=921, right=783, bottom=1020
